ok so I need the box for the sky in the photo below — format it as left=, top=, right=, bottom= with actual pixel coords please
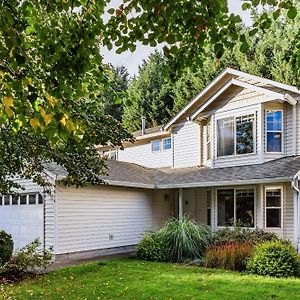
left=102, top=0, right=253, bottom=77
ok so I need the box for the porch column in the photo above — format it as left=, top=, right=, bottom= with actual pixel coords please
left=179, top=188, right=183, bottom=219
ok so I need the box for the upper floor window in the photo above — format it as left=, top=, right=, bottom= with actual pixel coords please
left=217, top=114, right=255, bottom=157
left=151, top=140, right=161, bottom=152
left=266, top=110, right=282, bottom=153
left=163, top=138, right=172, bottom=150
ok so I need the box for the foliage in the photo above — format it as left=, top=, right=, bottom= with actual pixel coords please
left=247, top=240, right=300, bottom=278
left=3, top=259, right=300, bottom=299
left=0, top=230, right=13, bottom=266
left=0, top=239, right=52, bottom=276
left=212, top=226, right=278, bottom=246
left=135, top=232, right=168, bottom=262
left=0, top=0, right=297, bottom=191
left=160, top=217, right=212, bottom=263
left=204, top=242, right=254, bottom=271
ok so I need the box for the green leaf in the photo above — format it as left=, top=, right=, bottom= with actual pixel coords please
left=272, top=10, right=280, bottom=20
left=242, top=3, right=251, bottom=10
left=240, top=41, right=250, bottom=53
left=114, top=98, right=122, bottom=105
left=249, top=29, right=258, bottom=36
left=25, top=26, right=35, bottom=34
left=107, top=8, right=115, bottom=14
left=287, top=7, right=297, bottom=19
left=252, top=0, right=260, bottom=7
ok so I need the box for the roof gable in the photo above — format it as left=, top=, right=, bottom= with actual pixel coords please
left=163, top=68, right=300, bottom=130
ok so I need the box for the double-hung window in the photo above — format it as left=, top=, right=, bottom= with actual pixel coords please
left=163, top=138, right=172, bottom=150
left=265, top=188, right=282, bottom=228
left=151, top=140, right=161, bottom=152
left=217, top=188, right=255, bottom=227
left=217, top=114, right=255, bottom=157
left=266, top=110, right=282, bottom=153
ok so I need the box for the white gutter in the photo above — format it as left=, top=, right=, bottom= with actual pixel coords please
left=157, top=177, right=292, bottom=189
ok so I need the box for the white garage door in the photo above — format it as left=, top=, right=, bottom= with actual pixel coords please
left=0, top=193, right=44, bottom=250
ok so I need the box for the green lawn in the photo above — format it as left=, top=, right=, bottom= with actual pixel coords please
left=1, top=259, right=300, bottom=300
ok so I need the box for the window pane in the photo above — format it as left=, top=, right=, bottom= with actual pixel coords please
left=207, top=190, right=211, bottom=226
left=217, top=118, right=234, bottom=156
left=267, top=132, right=282, bottom=152
left=4, top=195, right=10, bottom=205
left=267, top=111, right=282, bottom=131
left=12, top=195, right=19, bottom=205
left=151, top=140, right=160, bottom=152
left=217, top=189, right=234, bottom=226
left=236, top=189, right=255, bottom=227
left=236, top=115, right=254, bottom=155
left=266, top=209, right=281, bottom=227
left=163, top=138, right=172, bottom=150
left=29, top=194, right=36, bottom=205
left=0, top=197, right=2, bottom=205
left=266, top=189, right=281, bottom=207
left=38, top=194, right=43, bottom=204
left=20, top=195, right=27, bottom=205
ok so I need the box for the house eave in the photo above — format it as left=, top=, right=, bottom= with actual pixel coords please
left=156, top=176, right=293, bottom=189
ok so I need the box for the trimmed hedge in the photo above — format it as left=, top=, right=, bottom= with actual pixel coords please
left=0, top=230, right=14, bottom=266
left=247, top=240, right=300, bottom=277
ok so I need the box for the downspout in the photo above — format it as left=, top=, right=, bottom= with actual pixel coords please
left=292, top=174, right=300, bottom=250
left=292, top=103, right=297, bottom=156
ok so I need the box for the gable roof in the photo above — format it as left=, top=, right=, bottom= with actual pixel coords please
left=46, top=156, right=300, bottom=189
left=163, top=68, right=300, bottom=130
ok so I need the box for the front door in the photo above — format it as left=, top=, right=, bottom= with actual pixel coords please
left=183, top=189, right=196, bottom=219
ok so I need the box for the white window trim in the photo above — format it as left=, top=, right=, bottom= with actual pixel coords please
left=0, top=193, right=43, bottom=206
left=265, top=110, right=284, bottom=154
left=216, top=113, right=257, bottom=158
left=265, top=186, right=283, bottom=229
left=162, top=137, right=172, bottom=151
left=216, top=186, right=256, bottom=228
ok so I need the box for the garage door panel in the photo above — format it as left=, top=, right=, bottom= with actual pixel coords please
left=0, top=194, right=44, bottom=250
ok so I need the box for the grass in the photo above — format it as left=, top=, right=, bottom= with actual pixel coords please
left=1, top=259, right=300, bottom=299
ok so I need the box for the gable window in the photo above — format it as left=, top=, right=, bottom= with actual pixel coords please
left=265, top=188, right=282, bottom=228
left=217, top=117, right=234, bottom=157
left=217, top=188, right=254, bottom=227
left=163, top=138, right=172, bottom=150
left=151, top=140, right=161, bottom=152
left=266, top=111, right=282, bottom=153
left=217, top=114, right=255, bottom=157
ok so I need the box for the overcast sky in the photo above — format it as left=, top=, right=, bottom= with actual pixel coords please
left=102, top=0, right=253, bottom=76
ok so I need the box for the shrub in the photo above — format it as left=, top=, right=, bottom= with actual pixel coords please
left=204, top=242, right=254, bottom=271
left=247, top=240, right=300, bottom=277
left=160, top=217, right=212, bottom=263
left=0, top=239, right=53, bottom=276
left=212, top=226, right=278, bottom=246
left=0, top=230, right=13, bottom=266
left=135, top=232, right=168, bottom=262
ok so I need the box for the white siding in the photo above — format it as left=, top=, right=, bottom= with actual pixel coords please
left=55, top=185, right=173, bottom=254
left=118, top=142, right=172, bottom=168
left=173, top=121, right=200, bottom=168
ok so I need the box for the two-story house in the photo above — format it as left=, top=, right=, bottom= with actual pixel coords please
left=1, top=68, right=300, bottom=260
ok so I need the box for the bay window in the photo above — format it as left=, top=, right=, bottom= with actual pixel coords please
left=217, top=188, right=255, bottom=227
left=266, top=110, right=282, bottom=153
left=217, top=118, right=234, bottom=157
left=265, top=188, right=282, bottom=228
left=217, top=114, right=255, bottom=157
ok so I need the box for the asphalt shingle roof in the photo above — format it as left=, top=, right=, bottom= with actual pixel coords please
left=45, top=156, right=300, bottom=189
